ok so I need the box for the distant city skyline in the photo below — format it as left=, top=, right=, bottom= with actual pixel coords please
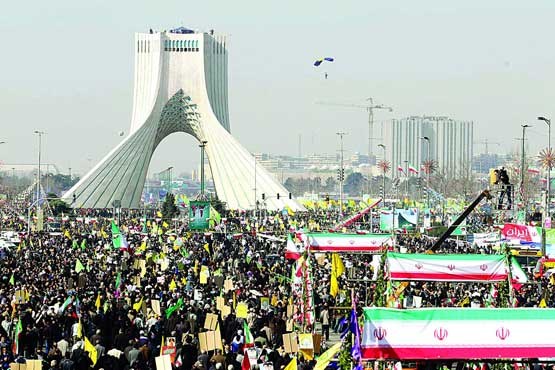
left=1, top=1, right=554, bottom=177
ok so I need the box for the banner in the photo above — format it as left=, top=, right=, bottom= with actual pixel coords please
left=379, top=209, right=418, bottom=231
left=502, top=223, right=541, bottom=243
left=470, top=232, right=500, bottom=246
left=189, top=201, right=211, bottom=230
left=362, top=308, right=555, bottom=359
left=387, top=252, right=528, bottom=283
left=307, top=233, right=393, bottom=253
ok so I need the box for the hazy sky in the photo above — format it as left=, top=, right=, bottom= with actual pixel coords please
left=1, top=0, right=555, bottom=177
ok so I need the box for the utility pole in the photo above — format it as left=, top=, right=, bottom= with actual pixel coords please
left=34, top=131, right=45, bottom=209
left=538, top=117, right=551, bottom=257
left=337, top=132, right=347, bottom=215
left=520, top=124, right=531, bottom=209
left=404, top=160, right=409, bottom=197
left=199, top=141, right=207, bottom=198
left=421, top=136, right=431, bottom=208
left=378, top=144, right=386, bottom=205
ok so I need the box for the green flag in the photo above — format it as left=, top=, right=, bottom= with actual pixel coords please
left=165, top=297, right=183, bottom=319
left=9, top=274, right=14, bottom=285
left=80, top=239, right=86, bottom=250
left=75, top=259, right=85, bottom=273
left=115, top=272, right=121, bottom=289
left=111, top=221, right=127, bottom=249
left=72, top=240, right=78, bottom=249
left=59, top=296, right=72, bottom=313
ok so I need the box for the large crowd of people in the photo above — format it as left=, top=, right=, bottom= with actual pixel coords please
left=0, top=202, right=551, bottom=370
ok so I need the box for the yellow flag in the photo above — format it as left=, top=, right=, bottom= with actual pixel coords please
left=84, top=337, right=98, bottom=366
left=95, top=294, right=101, bottom=310
left=156, top=211, right=162, bottom=218
left=459, top=296, right=470, bottom=307
left=540, top=298, right=547, bottom=308
left=162, top=221, right=169, bottom=228
left=100, top=228, right=108, bottom=239
left=203, top=243, right=210, bottom=254
left=133, top=298, right=143, bottom=312
left=314, top=342, right=342, bottom=370
left=330, top=273, right=339, bottom=298
left=283, top=357, right=297, bottom=370
left=330, top=253, right=345, bottom=298
left=139, top=241, right=147, bottom=252
left=64, top=230, right=72, bottom=240
left=77, top=319, right=83, bottom=338
left=169, top=279, right=177, bottom=291
left=331, top=253, right=345, bottom=276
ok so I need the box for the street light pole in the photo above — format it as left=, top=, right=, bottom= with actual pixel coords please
left=520, top=124, right=531, bottom=209
left=378, top=144, right=386, bottom=205
left=421, top=136, right=431, bottom=208
left=199, top=141, right=208, bottom=198
left=337, top=132, right=347, bottom=216
left=34, top=131, right=45, bottom=209
left=539, top=117, right=551, bottom=226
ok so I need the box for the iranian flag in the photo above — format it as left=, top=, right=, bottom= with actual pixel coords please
left=397, top=166, right=405, bottom=174
left=12, top=319, right=22, bottom=355
left=307, top=233, right=393, bottom=253
left=285, top=234, right=301, bottom=260
left=362, top=308, right=555, bottom=359
left=243, top=321, right=254, bottom=348
left=387, top=253, right=528, bottom=283
left=408, top=166, right=419, bottom=174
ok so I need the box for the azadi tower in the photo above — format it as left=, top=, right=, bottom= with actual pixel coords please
left=63, top=27, right=304, bottom=211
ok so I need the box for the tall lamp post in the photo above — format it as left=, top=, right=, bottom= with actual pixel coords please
left=538, top=117, right=551, bottom=225
left=33, top=131, right=45, bottom=209
left=420, top=136, right=431, bottom=208
left=199, top=141, right=208, bottom=199
left=378, top=144, right=386, bottom=204
left=337, top=132, right=347, bottom=215
left=520, top=124, right=531, bottom=209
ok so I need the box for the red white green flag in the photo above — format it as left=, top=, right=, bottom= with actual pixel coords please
left=243, top=321, right=254, bottom=348
left=12, top=319, right=22, bottom=355
left=387, top=253, right=528, bottom=283
left=362, top=308, right=555, bottom=359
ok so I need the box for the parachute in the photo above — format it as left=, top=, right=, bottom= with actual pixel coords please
left=313, top=57, right=334, bottom=67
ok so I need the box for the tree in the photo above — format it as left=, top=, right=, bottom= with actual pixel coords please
left=344, top=172, right=365, bottom=196
left=324, top=177, right=337, bottom=193
left=161, top=193, right=179, bottom=219
left=46, top=192, right=71, bottom=216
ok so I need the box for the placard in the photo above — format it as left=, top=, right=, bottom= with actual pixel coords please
left=199, top=330, right=223, bottom=352
left=151, top=299, right=161, bottom=316
left=236, top=302, right=248, bottom=318
left=216, top=296, right=225, bottom=311
left=200, top=270, right=208, bottom=285
left=224, top=279, right=234, bottom=292
left=260, top=297, right=270, bottom=311
left=155, top=354, right=172, bottom=370
left=204, top=313, right=218, bottom=330
left=221, top=305, right=231, bottom=319
left=282, top=333, right=298, bottom=353
left=286, top=319, right=294, bottom=332
left=312, top=334, right=322, bottom=354
left=286, top=305, right=293, bottom=318
left=298, top=333, right=314, bottom=350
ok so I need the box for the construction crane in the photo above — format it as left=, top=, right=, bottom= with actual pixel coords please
left=474, top=139, right=501, bottom=155
left=316, top=98, right=393, bottom=194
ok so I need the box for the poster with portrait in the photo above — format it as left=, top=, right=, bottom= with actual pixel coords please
left=189, top=201, right=211, bottom=230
